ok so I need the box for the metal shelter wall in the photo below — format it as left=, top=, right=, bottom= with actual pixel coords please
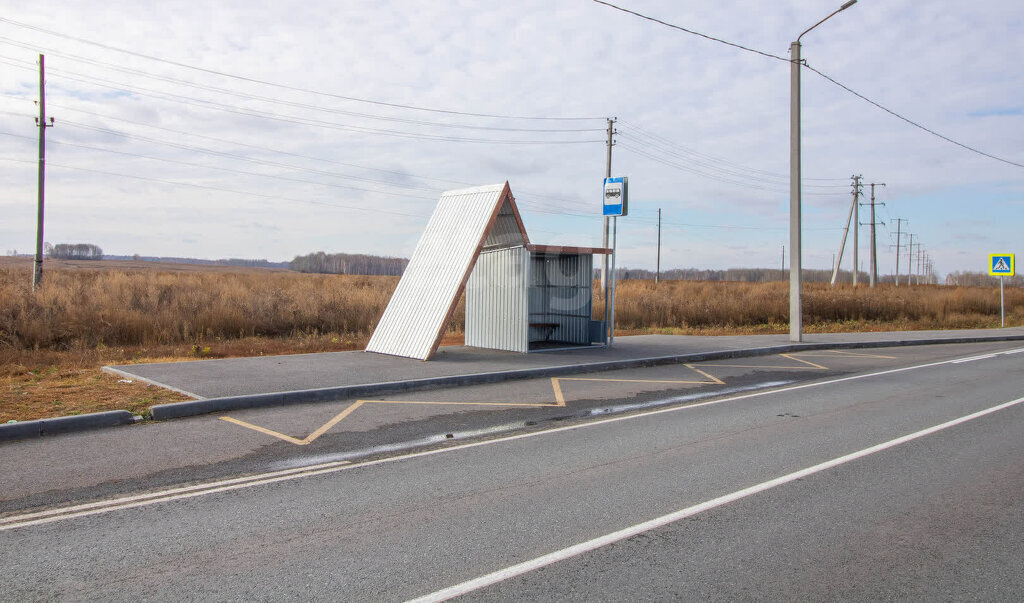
left=366, top=183, right=516, bottom=360
left=465, top=246, right=529, bottom=352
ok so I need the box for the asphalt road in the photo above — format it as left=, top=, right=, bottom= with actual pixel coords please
left=2, top=341, right=1022, bottom=600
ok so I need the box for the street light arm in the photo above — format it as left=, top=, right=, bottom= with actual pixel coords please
left=797, top=0, right=857, bottom=43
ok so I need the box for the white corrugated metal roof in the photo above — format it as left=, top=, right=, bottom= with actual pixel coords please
left=366, top=182, right=525, bottom=360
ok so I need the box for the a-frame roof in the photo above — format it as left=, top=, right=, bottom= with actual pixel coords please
left=366, top=182, right=528, bottom=360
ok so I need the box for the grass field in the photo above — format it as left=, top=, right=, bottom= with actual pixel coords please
left=2, top=257, right=1021, bottom=422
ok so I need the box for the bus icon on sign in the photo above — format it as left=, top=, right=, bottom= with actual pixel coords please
left=603, top=177, right=628, bottom=217
left=989, top=254, right=1014, bottom=276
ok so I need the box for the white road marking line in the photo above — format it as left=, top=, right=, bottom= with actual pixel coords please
left=3, top=347, right=1019, bottom=531
left=407, top=394, right=1024, bottom=603
left=0, top=460, right=347, bottom=530
left=952, top=354, right=997, bottom=363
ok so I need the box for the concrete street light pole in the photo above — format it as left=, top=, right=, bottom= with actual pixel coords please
left=790, top=0, right=858, bottom=342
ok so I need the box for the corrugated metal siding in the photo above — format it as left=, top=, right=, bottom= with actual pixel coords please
left=528, top=253, right=593, bottom=345
left=466, top=246, right=528, bottom=352
left=483, top=200, right=527, bottom=249
left=366, top=183, right=507, bottom=360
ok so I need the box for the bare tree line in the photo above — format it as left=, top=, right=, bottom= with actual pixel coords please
left=46, top=243, right=103, bottom=260
left=289, top=251, right=408, bottom=276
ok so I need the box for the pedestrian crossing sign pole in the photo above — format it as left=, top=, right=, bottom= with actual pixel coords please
left=989, top=254, right=1015, bottom=327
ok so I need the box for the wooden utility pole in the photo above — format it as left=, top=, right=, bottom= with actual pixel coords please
left=33, top=54, right=54, bottom=291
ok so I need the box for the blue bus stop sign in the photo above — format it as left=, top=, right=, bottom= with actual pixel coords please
left=603, top=177, right=628, bottom=217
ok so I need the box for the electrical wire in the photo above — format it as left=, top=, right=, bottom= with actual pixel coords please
left=0, top=46, right=604, bottom=134
left=618, top=140, right=848, bottom=197
left=0, top=156, right=433, bottom=219
left=0, top=130, right=445, bottom=200
left=32, top=68, right=603, bottom=145
left=617, top=129, right=848, bottom=190
left=619, top=120, right=848, bottom=183
left=590, top=0, right=788, bottom=62
left=0, top=18, right=604, bottom=121
left=803, top=63, right=1024, bottom=170
left=1, top=95, right=597, bottom=216
left=592, top=1, right=1024, bottom=170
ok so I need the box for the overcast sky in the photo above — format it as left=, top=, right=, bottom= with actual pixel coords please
left=1, top=0, right=1021, bottom=277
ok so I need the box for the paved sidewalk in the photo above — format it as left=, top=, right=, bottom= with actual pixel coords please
left=109, top=328, right=1024, bottom=401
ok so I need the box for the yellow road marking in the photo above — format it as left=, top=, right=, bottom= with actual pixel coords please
left=303, top=400, right=366, bottom=442
left=551, top=377, right=566, bottom=406
left=220, top=400, right=366, bottom=446
left=699, top=363, right=824, bottom=370
left=793, top=350, right=896, bottom=359
left=221, top=365, right=726, bottom=444
left=354, top=399, right=560, bottom=408
left=219, top=416, right=308, bottom=445
left=559, top=363, right=722, bottom=386
left=219, top=353, right=893, bottom=445
left=779, top=353, right=829, bottom=370
left=684, top=363, right=726, bottom=385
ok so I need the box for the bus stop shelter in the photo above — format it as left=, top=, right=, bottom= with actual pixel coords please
left=366, top=182, right=611, bottom=360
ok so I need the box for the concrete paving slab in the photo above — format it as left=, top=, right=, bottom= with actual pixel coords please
left=108, top=328, right=1024, bottom=401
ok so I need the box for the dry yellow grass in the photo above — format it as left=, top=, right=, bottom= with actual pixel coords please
left=1, top=259, right=1020, bottom=422
left=604, top=279, right=1022, bottom=331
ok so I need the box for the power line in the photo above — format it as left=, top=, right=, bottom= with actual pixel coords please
left=1, top=96, right=597, bottom=215
left=802, top=63, right=1024, bottom=170
left=618, top=129, right=847, bottom=190
left=0, top=94, right=476, bottom=187
left=0, top=130, right=444, bottom=200
left=0, top=156, right=432, bottom=219
left=619, top=120, right=848, bottom=183
left=0, top=46, right=604, bottom=134
left=16, top=67, right=603, bottom=145
left=590, top=0, right=788, bottom=62
left=0, top=18, right=604, bottom=121
left=592, top=1, right=1024, bottom=170
left=618, top=140, right=848, bottom=196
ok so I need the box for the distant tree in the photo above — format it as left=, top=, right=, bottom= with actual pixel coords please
left=946, top=271, right=1022, bottom=287
left=290, top=251, right=408, bottom=275
left=49, top=243, right=103, bottom=260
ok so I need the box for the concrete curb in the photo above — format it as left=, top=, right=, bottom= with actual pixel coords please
left=148, top=334, right=1024, bottom=420
left=0, top=411, right=138, bottom=443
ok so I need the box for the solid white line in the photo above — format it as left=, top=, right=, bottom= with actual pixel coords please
left=2, top=348, right=1017, bottom=531
left=407, top=394, right=1024, bottom=603
left=0, top=460, right=346, bottom=530
left=952, top=354, right=997, bottom=363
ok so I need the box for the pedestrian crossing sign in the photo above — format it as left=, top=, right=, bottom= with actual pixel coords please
left=989, top=254, right=1014, bottom=276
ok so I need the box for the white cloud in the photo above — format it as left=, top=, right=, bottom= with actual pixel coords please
left=0, top=0, right=1020, bottom=276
